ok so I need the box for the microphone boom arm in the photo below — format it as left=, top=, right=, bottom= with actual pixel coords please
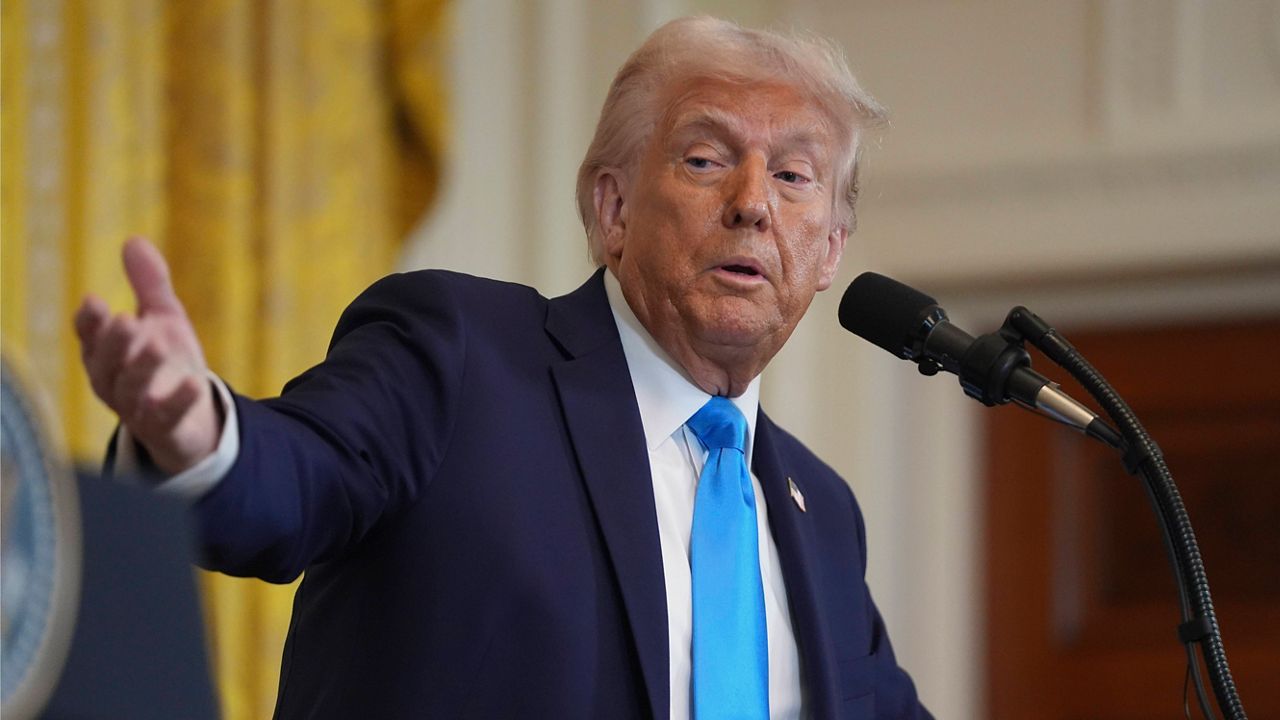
left=1005, top=305, right=1246, bottom=720
left=837, top=272, right=1245, bottom=717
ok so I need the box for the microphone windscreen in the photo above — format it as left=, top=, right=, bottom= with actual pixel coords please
left=838, top=272, right=938, bottom=356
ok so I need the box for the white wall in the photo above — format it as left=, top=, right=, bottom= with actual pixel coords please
left=402, top=1, right=1280, bottom=716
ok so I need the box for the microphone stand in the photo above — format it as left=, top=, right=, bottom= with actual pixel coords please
left=998, top=306, right=1247, bottom=720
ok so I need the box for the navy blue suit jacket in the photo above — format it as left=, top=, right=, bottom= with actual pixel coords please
left=189, top=268, right=930, bottom=719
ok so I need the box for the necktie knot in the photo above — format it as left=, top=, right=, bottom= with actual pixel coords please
left=687, top=396, right=747, bottom=453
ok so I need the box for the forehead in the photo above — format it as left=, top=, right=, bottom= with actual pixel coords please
left=658, top=78, right=835, bottom=152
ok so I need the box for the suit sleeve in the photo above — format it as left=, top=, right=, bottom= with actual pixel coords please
left=191, top=271, right=467, bottom=583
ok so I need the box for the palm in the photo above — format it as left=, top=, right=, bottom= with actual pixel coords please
left=74, top=238, right=219, bottom=475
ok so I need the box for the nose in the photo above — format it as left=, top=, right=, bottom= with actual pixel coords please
left=721, top=157, right=771, bottom=232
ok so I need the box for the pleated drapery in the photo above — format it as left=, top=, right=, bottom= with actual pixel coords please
left=1, top=1, right=449, bottom=716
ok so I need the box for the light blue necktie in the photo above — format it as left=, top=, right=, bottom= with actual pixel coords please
left=687, top=396, right=768, bottom=720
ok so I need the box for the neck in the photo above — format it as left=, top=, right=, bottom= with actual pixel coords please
left=650, top=329, right=767, bottom=398
left=602, top=266, right=773, bottom=398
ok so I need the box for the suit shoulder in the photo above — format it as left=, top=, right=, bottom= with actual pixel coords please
left=333, top=270, right=548, bottom=340
left=358, top=269, right=547, bottom=312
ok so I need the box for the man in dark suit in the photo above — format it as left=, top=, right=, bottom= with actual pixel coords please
left=75, top=16, right=931, bottom=720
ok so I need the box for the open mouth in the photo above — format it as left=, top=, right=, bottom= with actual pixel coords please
left=722, top=264, right=761, bottom=277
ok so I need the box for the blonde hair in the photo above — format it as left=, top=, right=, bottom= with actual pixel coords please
left=576, top=16, right=888, bottom=264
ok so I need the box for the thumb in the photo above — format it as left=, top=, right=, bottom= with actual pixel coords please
left=122, top=236, right=183, bottom=315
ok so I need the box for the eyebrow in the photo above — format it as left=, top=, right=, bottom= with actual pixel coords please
left=667, top=106, right=830, bottom=162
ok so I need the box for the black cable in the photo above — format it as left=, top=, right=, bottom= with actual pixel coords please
left=1006, top=310, right=1247, bottom=719
left=1184, top=657, right=1193, bottom=720
left=1134, top=455, right=1216, bottom=719
left=1187, top=644, right=1214, bottom=719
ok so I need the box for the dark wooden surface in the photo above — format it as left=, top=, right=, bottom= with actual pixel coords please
left=984, top=318, right=1280, bottom=719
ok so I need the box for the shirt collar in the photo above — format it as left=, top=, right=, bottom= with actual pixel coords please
left=603, top=269, right=761, bottom=462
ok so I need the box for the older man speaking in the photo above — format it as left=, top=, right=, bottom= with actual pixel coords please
left=74, top=16, right=931, bottom=720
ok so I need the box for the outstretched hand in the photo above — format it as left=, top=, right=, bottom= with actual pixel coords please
left=74, top=237, right=221, bottom=475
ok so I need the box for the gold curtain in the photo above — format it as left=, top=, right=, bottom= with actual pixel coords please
left=1, top=0, right=449, bottom=716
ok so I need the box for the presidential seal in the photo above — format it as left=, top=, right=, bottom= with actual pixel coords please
left=1, top=356, right=81, bottom=719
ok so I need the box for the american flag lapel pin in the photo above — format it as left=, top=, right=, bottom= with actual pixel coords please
left=788, top=477, right=806, bottom=512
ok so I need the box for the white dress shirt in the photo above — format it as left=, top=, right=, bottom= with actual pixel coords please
left=603, top=272, right=804, bottom=720
left=119, top=271, right=806, bottom=718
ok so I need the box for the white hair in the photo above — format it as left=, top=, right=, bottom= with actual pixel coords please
left=576, top=15, right=888, bottom=264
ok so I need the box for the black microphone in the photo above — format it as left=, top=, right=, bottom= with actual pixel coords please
left=838, top=272, right=1122, bottom=448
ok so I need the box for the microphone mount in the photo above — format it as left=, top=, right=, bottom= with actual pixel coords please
left=903, top=302, right=1125, bottom=449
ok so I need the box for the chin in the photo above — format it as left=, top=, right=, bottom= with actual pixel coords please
left=691, top=304, right=779, bottom=349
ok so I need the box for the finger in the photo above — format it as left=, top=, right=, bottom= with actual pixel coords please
left=85, top=314, right=142, bottom=405
left=148, top=374, right=204, bottom=429
left=110, top=338, right=168, bottom=421
left=128, top=372, right=202, bottom=437
left=74, top=294, right=111, bottom=356
left=122, top=236, right=183, bottom=316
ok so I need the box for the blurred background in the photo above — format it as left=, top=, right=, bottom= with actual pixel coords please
left=3, top=0, right=1278, bottom=718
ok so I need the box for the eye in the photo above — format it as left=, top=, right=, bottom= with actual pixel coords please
left=685, top=156, right=716, bottom=170
left=774, top=170, right=810, bottom=185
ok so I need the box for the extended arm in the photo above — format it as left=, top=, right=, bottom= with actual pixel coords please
left=77, top=240, right=466, bottom=583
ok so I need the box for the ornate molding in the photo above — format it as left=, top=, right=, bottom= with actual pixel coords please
left=871, top=140, right=1280, bottom=207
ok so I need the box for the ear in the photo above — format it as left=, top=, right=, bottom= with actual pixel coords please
left=593, top=170, right=628, bottom=261
left=815, top=223, right=847, bottom=291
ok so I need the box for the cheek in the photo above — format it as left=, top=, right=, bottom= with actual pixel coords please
left=635, top=192, right=721, bottom=269
left=656, top=186, right=719, bottom=236
left=782, top=211, right=833, bottom=275
left=621, top=218, right=695, bottom=291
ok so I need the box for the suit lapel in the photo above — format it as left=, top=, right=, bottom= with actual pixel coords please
left=547, top=271, right=670, bottom=719
left=753, top=412, right=842, bottom=718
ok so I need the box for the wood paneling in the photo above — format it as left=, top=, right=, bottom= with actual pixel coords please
left=985, top=319, right=1280, bottom=719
